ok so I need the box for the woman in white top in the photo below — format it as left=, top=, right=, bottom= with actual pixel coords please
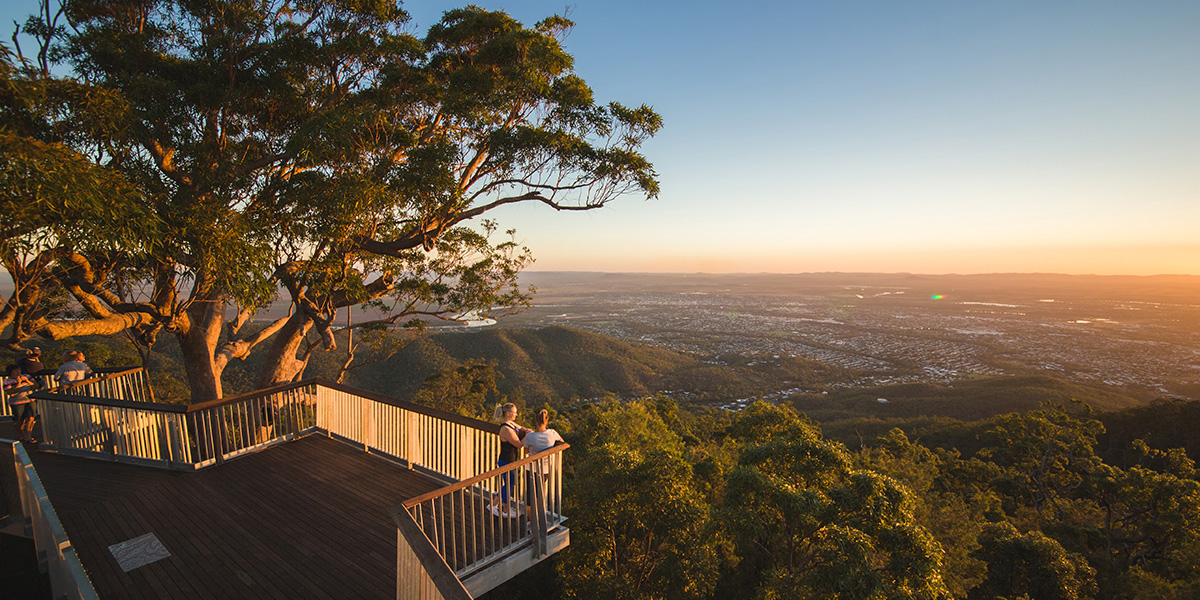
left=522, top=409, right=564, bottom=526
left=522, top=409, right=564, bottom=462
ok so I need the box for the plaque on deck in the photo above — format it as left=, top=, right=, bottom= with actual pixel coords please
left=108, top=533, right=171, bottom=572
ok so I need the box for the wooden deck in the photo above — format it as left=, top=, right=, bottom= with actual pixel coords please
left=8, top=427, right=449, bottom=599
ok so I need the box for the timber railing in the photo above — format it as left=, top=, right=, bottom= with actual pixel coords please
left=24, top=377, right=568, bottom=599
left=0, top=440, right=100, bottom=600
left=2, top=367, right=153, bottom=420
left=398, top=443, right=568, bottom=585
left=1, top=370, right=56, bottom=420
left=52, top=367, right=155, bottom=403
left=27, top=378, right=504, bottom=477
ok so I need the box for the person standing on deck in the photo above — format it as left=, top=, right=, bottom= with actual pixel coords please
left=55, top=351, right=94, bottom=385
left=523, top=409, right=564, bottom=462
left=522, top=409, right=565, bottom=521
left=492, top=402, right=529, bottom=518
left=18, top=347, right=44, bottom=387
left=5, top=364, right=38, bottom=443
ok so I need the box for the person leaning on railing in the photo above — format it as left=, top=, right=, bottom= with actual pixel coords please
left=522, top=410, right=565, bottom=519
left=4, top=363, right=39, bottom=443
left=491, top=402, right=530, bottom=518
left=523, top=410, right=564, bottom=465
left=55, top=351, right=95, bottom=385
left=18, top=347, right=44, bottom=380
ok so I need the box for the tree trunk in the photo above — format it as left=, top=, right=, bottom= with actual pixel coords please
left=257, top=311, right=314, bottom=388
left=177, top=294, right=227, bottom=404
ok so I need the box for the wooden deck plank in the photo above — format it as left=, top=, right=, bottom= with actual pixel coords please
left=207, top=461, right=369, bottom=598
left=142, top=442, right=386, bottom=600
left=104, top=497, right=187, bottom=600
left=17, top=433, right=449, bottom=599
left=130, top=482, right=257, bottom=600
left=67, top=503, right=133, bottom=599
left=214, top=441, right=410, bottom=595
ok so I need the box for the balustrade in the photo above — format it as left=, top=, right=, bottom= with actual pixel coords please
left=400, top=444, right=568, bottom=582
left=1, top=441, right=99, bottom=600
left=16, top=377, right=566, bottom=599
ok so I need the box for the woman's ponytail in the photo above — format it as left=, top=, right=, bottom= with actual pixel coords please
left=493, top=402, right=517, bottom=422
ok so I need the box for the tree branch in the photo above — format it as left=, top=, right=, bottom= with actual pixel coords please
left=36, top=311, right=157, bottom=339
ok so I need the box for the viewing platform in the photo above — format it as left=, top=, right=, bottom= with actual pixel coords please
left=0, top=369, right=569, bottom=599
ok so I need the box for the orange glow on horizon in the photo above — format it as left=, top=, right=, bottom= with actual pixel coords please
left=527, top=244, right=1200, bottom=276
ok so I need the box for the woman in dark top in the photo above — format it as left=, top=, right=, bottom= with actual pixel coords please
left=492, top=402, right=528, bottom=517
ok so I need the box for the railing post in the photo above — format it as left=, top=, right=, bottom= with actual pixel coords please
left=214, top=409, right=228, bottom=465
left=532, top=467, right=548, bottom=558
left=362, top=397, right=372, bottom=453
left=406, top=412, right=421, bottom=469
left=458, top=429, right=473, bottom=481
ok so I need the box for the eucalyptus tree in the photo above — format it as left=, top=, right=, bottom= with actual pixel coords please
left=561, top=400, right=723, bottom=600
left=723, top=408, right=950, bottom=600
left=0, top=29, right=151, bottom=351
left=13, top=0, right=659, bottom=402
left=970, top=522, right=1097, bottom=600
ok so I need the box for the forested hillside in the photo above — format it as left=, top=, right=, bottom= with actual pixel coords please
left=340, top=325, right=844, bottom=408
left=346, top=326, right=695, bottom=404
left=480, top=395, right=1200, bottom=600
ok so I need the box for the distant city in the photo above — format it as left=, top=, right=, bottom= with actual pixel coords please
left=500, top=272, right=1200, bottom=402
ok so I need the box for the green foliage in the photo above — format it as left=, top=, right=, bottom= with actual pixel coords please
left=861, top=429, right=997, bottom=598
left=722, top=410, right=949, bottom=600
left=979, top=403, right=1105, bottom=522
left=568, top=398, right=686, bottom=459
left=525, top=363, right=1200, bottom=600
left=1094, top=460, right=1200, bottom=582
left=970, top=522, right=1097, bottom=600
left=4, top=0, right=660, bottom=401
left=726, top=401, right=812, bottom=442
left=560, top=400, right=722, bottom=600
left=411, top=360, right=501, bottom=418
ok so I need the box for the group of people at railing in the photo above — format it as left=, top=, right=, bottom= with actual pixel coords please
left=492, top=402, right=565, bottom=519
left=4, top=346, right=98, bottom=444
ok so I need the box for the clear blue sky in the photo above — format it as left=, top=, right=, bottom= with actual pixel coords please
left=6, top=1, right=1199, bottom=275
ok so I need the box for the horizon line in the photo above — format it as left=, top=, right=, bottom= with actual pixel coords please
left=521, top=269, right=1200, bottom=278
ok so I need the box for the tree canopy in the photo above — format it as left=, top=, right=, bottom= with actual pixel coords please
left=0, top=0, right=660, bottom=402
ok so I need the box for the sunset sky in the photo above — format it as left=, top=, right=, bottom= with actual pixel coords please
left=5, top=1, right=1198, bottom=275
left=407, top=0, right=1200, bottom=276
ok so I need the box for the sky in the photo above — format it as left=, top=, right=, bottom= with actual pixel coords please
left=5, top=1, right=1199, bottom=276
